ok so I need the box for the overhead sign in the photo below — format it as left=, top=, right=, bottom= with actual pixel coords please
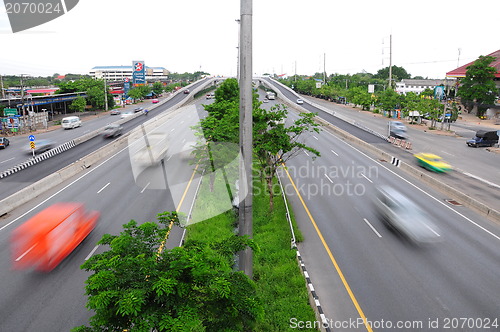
left=4, top=108, right=17, bottom=116
left=132, top=60, right=146, bottom=85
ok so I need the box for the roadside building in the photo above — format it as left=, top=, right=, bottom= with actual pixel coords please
left=90, top=65, right=170, bottom=82
left=395, top=79, right=449, bottom=95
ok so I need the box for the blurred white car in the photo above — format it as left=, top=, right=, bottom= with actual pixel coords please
left=373, top=186, right=441, bottom=244
left=296, top=98, right=304, bottom=105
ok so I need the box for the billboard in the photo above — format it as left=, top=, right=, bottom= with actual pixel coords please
left=132, top=60, right=146, bottom=86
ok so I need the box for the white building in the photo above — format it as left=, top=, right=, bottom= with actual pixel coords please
left=90, top=65, right=170, bottom=81
left=395, top=79, right=451, bottom=95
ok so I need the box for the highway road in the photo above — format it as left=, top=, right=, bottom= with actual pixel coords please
left=0, top=102, right=210, bottom=331
left=260, top=90, right=499, bottom=331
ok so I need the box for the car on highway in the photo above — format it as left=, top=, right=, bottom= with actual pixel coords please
left=134, top=107, right=144, bottom=113
left=151, top=99, right=159, bottom=104
left=0, top=137, right=10, bottom=149
left=414, top=153, right=451, bottom=173
left=183, top=89, right=190, bottom=94
left=110, top=109, right=121, bottom=115
left=11, top=202, right=99, bottom=272
left=373, top=186, right=441, bottom=244
left=27, top=139, right=55, bottom=155
left=296, top=98, right=304, bottom=105
left=466, top=130, right=499, bottom=147
left=121, top=111, right=135, bottom=119
left=102, top=123, right=123, bottom=138
left=389, top=121, right=408, bottom=139
left=61, top=116, right=82, bottom=129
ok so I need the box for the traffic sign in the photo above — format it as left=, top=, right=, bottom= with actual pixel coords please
left=29, top=135, right=36, bottom=141
left=30, top=142, right=35, bottom=149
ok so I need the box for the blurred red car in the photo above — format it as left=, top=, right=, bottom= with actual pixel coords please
left=152, top=99, right=159, bottom=103
left=11, top=203, right=99, bottom=272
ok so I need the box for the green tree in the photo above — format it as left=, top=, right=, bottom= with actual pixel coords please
left=348, top=86, right=372, bottom=111
left=457, top=55, right=498, bottom=117
left=74, top=212, right=262, bottom=332
left=152, top=82, right=164, bottom=96
left=373, top=65, right=411, bottom=83
left=377, top=88, right=401, bottom=114
left=69, top=96, right=86, bottom=113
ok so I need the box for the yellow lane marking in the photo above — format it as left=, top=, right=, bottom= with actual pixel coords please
left=283, top=166, right=374, bottom=332
left=158, top=164, right=199, bottom=254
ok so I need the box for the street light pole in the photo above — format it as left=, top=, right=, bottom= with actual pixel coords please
left=239, top=0, right=253, bottom=278
left=103, top=71, right=109, bottom=112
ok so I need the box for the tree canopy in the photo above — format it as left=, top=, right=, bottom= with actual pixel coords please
left=74, top=212, right=262, bottom=332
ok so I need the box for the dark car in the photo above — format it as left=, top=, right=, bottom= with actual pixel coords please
left=27, top=139, right=55, bottom=155
left=110, top=110, right=121, bottom=115
left=134, top=107, right=144, bottom=113
left=0, top=137, right=10, bottom=149
left=102, top=123, right=123, bottom=138
left=183, top=89, right=190, bottom=94
left=466, top=130, right=499, bottom=147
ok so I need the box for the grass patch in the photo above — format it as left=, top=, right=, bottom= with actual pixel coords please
left=185, top=172, right=317, bottom=331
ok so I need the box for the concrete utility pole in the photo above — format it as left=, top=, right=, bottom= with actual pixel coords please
left=323, top=53, right=327, bottom=84
left=103, top=72, right=109, bottom=112
left=238, top=0, right=253, bottom=278
left=0, top=74, right=5, bottom=99
left=388, top=34, right=392, bottom=89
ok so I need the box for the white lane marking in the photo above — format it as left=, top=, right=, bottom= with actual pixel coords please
left=425, top=224, right=441, bottom=237
left=182, top=138, right=186, bottom=144
left=461, top=171, right=500, bottom=189
left=441, top=151, right=455, bottom=157
left=141, top=182, right=150, bottom=193
left=97, top=182, right=110, bottom=194
left=0, top=157, right=15, bottom=164
left=170, top=128, right=175, bottom=132
left=361, top=173, right=373, bottom=183
left=324, top=174, right=334, bottom=183
left=313, top=135, right=319, bottom=140
left=180, top=120, right=185, bottom=124
left=330, top=149, right=338, bottom=156
left=363, top=218, right=382, bottom=238
left=167, top=155, right=172, bottom=162
left=15, top=243, right=38, bottom=261
left=304, top=150, right=310, bottom=157
left=85, top=245, right=100, bottom=261
left=324, top=130, right=500, bottom=241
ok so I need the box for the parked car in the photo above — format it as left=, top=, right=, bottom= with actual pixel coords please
left=296, top=98, right=304, bottom=105
left=389, top=121, right=408, bottom=139
left=27, top=139, right=55, bottom=155
left=373, top=186, right=441, bottom=244
left=414, top=153, right=452, bottom=173
left=0, top=137, right=10, bottom=149
left=102, top=123, right=123, bottom=138
left=110, top=110, right=121, bottom=115
left=466, top=130, right=499, bottom=147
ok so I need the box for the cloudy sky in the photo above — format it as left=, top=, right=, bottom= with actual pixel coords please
left=0, top=0, right=498, bottom=79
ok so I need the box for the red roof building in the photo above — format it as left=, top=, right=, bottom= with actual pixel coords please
left=446, top=49, right=500, bottom=78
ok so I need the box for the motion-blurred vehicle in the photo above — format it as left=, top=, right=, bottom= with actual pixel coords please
left=183, top=89, right=190, bottom=94
left=466, top=130, right=499, bottom=147
left=134, top=107, right=144, bottom=113
left=27, top=139, right=55, bottom=155
left=414, top=153, right=451, bottom=173
left=11, top=203, right=99, bottom=272
left=102, top=123, right=123, bottom=138
left=0, top=137, right=10, bottom=149
left=151, top=99, right=159, bottom=104
left=373, top=186, right=441, bottom=244
left=296, top=98, right=304, bottom=105
left=132, top=132, right=170, bottom=167
left=121, top=111, right=135, bottom=119
left=206, top=94, right=212, bottom=99
left=110, top=110, right=121, bottom=115
left=389, top=121, right=408, bottom=139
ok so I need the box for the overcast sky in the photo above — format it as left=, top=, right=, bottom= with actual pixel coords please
left=0, top=0, right=498, bottom=79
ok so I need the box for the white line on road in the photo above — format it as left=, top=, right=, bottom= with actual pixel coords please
left=363, top=218, right=382, bottom=238
left=170, top=128, right=175, bottom=132
left=180, top=120, right=184, bottom=124
left=313, top=135, right=319, bottom=140
left=440, top=151, right=455, bottom=157
left=330, top=149, right=338, bottom=156
left=141, top=182, right=150, bottom=193
left=360, top=173, right=372, bottom=183
left=304, top=150, right=309, bottom=157
left=85, top=245, right=100, bottom=260
left=324, top=174, right=334, bottom=183
left=0, top=157, right=15, bottom=164
left=461, top=171, right=500, bottom=189
left=97, top=182, right=110, bottom=194
left=15, top=243, right=38, bottom=261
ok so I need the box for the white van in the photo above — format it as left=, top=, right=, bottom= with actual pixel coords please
left=61, top=116, right=82, bottom=129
